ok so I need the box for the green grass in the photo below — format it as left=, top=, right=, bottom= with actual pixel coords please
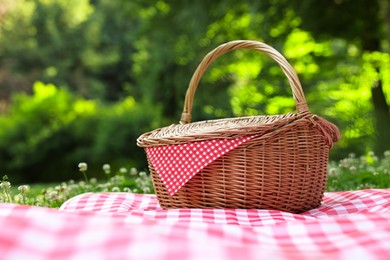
left=1, top=150, right=389, bottom=208
left=1, top=165, right=154, bottom=208
left=326, top=150, right=390, bottom=191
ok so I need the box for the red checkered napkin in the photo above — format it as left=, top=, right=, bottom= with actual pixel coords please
left=146, top=134, right=259, bottom=195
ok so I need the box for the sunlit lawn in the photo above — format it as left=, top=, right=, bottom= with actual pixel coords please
left=326, top=151, right=390, bottom=191
left=2, top=165, right=153, bottom=208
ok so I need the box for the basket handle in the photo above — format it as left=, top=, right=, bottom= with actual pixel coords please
left=180, top=40, right=309, bottom=124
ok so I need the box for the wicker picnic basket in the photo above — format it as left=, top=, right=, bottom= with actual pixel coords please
left=137, top=40, right=340, bottom=213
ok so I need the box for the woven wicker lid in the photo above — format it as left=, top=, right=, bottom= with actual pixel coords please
left=137, top=40, right=329, bottom=148
left=137, top=113, right=311, bottom=147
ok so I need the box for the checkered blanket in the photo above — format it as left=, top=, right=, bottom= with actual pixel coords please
left=0, top=189, right=389, bottom=259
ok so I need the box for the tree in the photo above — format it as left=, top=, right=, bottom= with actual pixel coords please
left=285, top=0, right=390, bottom=155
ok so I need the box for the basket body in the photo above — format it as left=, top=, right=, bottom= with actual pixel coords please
left=137, top=40, right=339, bottom=213
left=147, top=116, right=330, bottom=213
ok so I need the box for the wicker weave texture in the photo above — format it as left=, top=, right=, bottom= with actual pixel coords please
left=137, top=40, right=340, bottom=213
left=149, top=122, right=330, bottom=213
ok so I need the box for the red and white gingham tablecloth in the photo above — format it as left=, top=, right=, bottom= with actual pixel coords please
left=0, top=189, right=390, bottom=259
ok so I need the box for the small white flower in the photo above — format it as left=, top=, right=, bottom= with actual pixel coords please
left=328, top=168, right=337, bottom=176
left=97, top=184, right=106, bottom=189
left=18, top=185, right=30, bottom=195
left=47, top=191, right=59, bottom=201
left=123, top=187, right=132, bottom=193
left=111, top=175, right=124, bottom=185
left=339, top=159, right=349, bottom=168
left=15, top=193, right=24, bottom=201
left=102, top=164, right=111, bottom=174
left=0, top=181, right=11, bottom=191
left=119, top=168, right=127, bottom=174
left=112, top=187, right=120, bottom=192
left=130, top=167, right=138, bottom=176
left=78, top=162, right=88, bottom=172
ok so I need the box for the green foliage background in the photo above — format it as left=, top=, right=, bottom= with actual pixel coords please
left=0, top=0, right=389, bottom=183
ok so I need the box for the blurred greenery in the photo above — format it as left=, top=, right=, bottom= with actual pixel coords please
left=0, top=0, right=389, bottom=183
left=0, top=82, right=161, bottom=183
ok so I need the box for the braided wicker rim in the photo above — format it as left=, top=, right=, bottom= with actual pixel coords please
left=139, top=113, right=303, bottom=147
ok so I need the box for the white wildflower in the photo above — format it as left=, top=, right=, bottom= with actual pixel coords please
left=47, top=191, right=59, bottom=201
left=18, top=185, right=30, bottom=195
left=339, top=159, right=348, bottom=168
left=112, top=187, right=120, bottom=192
left=103, top=164, right=111, bottom=174
left=130, top=167, right=138, bottom=176
left=328, top=168, right=337, bottom=176
left=0, top=181, right=11, bottom=191
left=123, top=187, right=131, bottom=193
left=78, top=162, right=88, bottom=172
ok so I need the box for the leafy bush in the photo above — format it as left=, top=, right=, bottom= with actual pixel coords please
left=0, top=82, right=161, bottom=183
